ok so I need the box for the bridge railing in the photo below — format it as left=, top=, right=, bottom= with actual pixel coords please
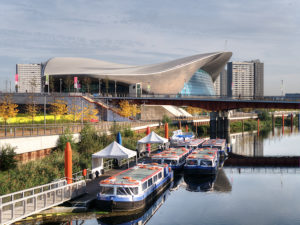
left=0, top=179, right=86, bottom=225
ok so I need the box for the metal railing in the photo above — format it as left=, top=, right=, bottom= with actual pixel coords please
left=0, top=179, right=86, bottom=225
left=0, top=121, right=158, bottom=139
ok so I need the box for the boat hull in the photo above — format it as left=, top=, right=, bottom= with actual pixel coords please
left=95, top=173, right=173, bottom=212
left=184, top=166, right=218, bottom=175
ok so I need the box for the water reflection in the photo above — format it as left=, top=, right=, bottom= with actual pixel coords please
left=184, top=169, right=232, bottom=192
left=230, top=127, right=300, bottom=157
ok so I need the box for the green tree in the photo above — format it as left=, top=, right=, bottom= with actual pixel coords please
left=162, top=114, right=171, bottom=124
left=0, top=144, right=17, bottom=171
left=78, top=125, right=100, bottom=155
left=64, top=77, right=73, bottom=92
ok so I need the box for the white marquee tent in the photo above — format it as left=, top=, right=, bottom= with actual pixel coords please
left=137, top=131, right=169, bottom=154
left=92, top=141, right=137, bottom=176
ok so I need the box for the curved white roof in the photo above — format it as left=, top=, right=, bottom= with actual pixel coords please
left=43, top=52, right=232, bottom=94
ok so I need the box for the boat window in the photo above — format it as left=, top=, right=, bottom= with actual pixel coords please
left=142, top=181, right=147, bottom=191
left=164, top=159, right=177, bottom=165
left=153, top=175, right=158, bottom=183
left=200, top=160, right=212, bottom=166
left=100, top=186, right=114, bottom=195
left=187, top=160, right=198, bottom=165
left=117, top=187, right=139, bottom=195
left=158, top=172, right=162, bottom=179
left=148, top=178, right=153, bottom=187
left=153, top=159, right=162, bottom=164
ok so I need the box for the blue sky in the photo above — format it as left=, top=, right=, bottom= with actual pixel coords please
left=0, top=0, right=299, bottom=95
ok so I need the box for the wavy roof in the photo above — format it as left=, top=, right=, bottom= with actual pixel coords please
left=44, top=52, right=232, bottom=94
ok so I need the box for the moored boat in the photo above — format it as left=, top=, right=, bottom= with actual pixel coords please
left=170, top=130, right=195, bottom=147
left=184, top=148, right=219, bottom=175
left=151, top=147, right=190, bottom=170
left=202, top=139, right=228, bottom=156
left=96, top=163, right=173, bottom=211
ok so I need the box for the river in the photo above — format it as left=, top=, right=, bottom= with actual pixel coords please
left=39, top=127, right=300, bottom=225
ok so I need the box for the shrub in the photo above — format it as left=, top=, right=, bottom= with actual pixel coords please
left=162, top=115, right=172, bottom=124
left=258, top=110, right=271, bottom=121
left=56, top=127, right=77, bottom=151
left=0, top=144, right=17, bottom=171
left=78, top=124, right=100, bottom=155
left=122, top=127, right=134, bottom=138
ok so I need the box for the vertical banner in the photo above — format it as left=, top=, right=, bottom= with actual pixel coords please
left=74, top=77, right=78, bottom=89
left=15, top=74, right=18, bottom=85
left=45, top=74, right=49, bottom=85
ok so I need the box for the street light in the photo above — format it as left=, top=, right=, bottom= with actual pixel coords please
left=60, top=78, right=62, bottom=94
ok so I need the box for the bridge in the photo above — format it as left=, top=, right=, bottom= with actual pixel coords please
left=94, top=95, right=300, bottom=110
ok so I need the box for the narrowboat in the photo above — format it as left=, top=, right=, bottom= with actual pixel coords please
left=96, top=163, right=173, bottom=211
left=202, top=139, right=228, bottom=156
left=184, top=148, right=219, bottom=175
left=151, top=147, right=190, bottom=170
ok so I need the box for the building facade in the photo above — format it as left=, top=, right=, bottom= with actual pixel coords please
left=16, top=64, right=42, bottom=93
left=227, top=60, right=264, bottom=97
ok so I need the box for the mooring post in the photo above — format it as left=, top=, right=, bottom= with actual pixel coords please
left=257, top=119, right=260, bottom=136
left=291, top=113, right=293, bottom=132
left=164, top=123, right=168, bottom=139
left=209, top=111, right=217, bottom=139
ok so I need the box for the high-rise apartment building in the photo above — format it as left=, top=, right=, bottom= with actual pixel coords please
left=214, top=69, right=227, bottom=96
left=227, top=60, right=264, bottom=97
left=16, top=64, right=42, bottom=93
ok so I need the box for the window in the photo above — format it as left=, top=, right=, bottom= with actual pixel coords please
left=100, top=186, right=114, bottom=195
left=153, top=159, right=162, bottom=164
left=158, top=172, right=162, bottom=179
left=148, top=178, right=153, bottom=187
left=117, top=187, right=139, bottom=195
left=153, top=175, right=158, bottom=183
left=200, top=160, right=212, bottom=166
left=142, top=182, right=147, bottom=191
left=187, top=160, right=198, bottom=165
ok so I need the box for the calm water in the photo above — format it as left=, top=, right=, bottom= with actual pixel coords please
left=42, top=127, right=300, bottom=225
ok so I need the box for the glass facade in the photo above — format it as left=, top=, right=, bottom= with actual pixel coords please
left=180, top=69, right=216, bottom=96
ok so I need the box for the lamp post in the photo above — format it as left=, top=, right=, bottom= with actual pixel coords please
left=60, top=78, right=62, bottom=94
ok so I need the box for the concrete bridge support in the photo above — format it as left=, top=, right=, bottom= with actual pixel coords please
left=209, top=110, right=230, bottom=140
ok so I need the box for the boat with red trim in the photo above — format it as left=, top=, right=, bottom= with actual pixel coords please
left=184, top=148, right=219, bottom=175
left=202, top=139, right=228, bottom=156
left=96, top=163, right=173, bottom=211
left=151, top=147, right=190, bottom=170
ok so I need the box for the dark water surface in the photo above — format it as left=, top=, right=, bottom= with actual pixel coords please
left=43, top=128, right=300, bottom=225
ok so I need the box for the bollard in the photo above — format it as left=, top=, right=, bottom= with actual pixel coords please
left=179, top=121, right=181, bottom=130
left=82, top=169, right=87, bottom=177
left=291, top=113, right=293, bottom=133
left=165, top=123, right=169, bottom=139
left=64, top=142, right=73, bottom=184
left=257, top=119, right=260, bottom=136
left=185, top=124, right=188, bottom=132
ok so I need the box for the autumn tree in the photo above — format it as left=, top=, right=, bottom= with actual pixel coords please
left=119, top=100, right=131, bottom=117
left=68, top=98, right=82, bottom=122
left=130, top=104, right=140, bottom=118
left=82, top=104, right=98, bottom=121
left=25, top=96, right=40, bottom=124
left=0, top=95, right=19, bottom=127
left=50, top=99, right=68, bottom=123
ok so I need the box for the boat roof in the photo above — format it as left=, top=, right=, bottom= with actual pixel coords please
left=187, top=138, right=206, bottom=147
left=187, top=148, right=218, bottom=160
left=202, top=139, right=226, bottom=147
left=100, top=163, right=167, bottom=186
left=152, top=147, right=189, bottom=159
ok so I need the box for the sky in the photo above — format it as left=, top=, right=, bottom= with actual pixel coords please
left=0, top=0, right=299, bottom=95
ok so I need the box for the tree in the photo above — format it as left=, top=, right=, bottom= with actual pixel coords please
left=64, top=77, right=73, bottom=92
left=50, top=99, right=68, bottom=123
left=25, top=95, right=40, bottom=124
left=78, top=125, right=100, bottom=155
left=130, top=104, right=140, bottom=118
left=82, top=104, right=98, bottom=122
left=56, top=128, right=76, bottom=151
left=68, top=98, right=82, bottom=122
left=0, top=95, right=19, bottom=126
left=119, top=100, right=131, bottom=117
left=0, top=144, right=17, bottom=171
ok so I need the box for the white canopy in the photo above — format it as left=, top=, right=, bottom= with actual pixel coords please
left=92, top=141, right=137, bottom=160
left=137, top=131, right=169, bottom=144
